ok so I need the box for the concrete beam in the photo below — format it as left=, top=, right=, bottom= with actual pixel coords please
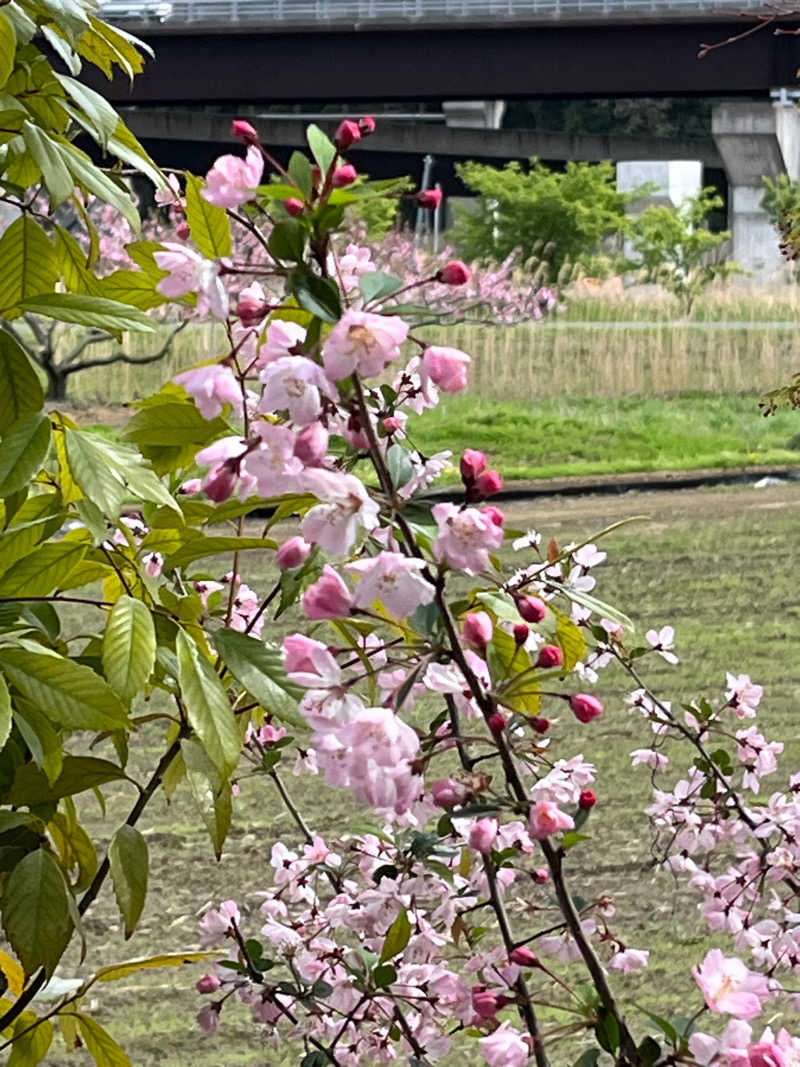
left=121, top=108, right=724, bottom=167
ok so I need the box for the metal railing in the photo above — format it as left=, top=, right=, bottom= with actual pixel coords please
left=99, top=0, right=774, bottom=27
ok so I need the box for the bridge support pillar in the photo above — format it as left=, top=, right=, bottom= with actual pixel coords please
left=712, top=98, right=800, bottom=282
left=442, top=101, right=506, bottom=129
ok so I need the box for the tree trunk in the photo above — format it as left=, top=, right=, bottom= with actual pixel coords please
left=44, top=363, right=68, bottom=402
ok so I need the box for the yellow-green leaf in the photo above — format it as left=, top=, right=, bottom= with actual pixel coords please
left=102, top=596, right=156, bottom=704
left=0, top=328, right=44, bottom=434
left=0, top=12, right=16, bottom=89
left=108, top=825, right=148, bottom=939
left=184, top=173, right=231, bottom=260
left=94, top=951, right=212, bottom=983
left=0, top=413, right=51, bottom=498
left=0, top=541, right=86, bottom=597
left=1, top=850, right=73, bottom=977
left=76, top=1013, right=132, bottom=1067
left=176, top=629, right=240, bottom=778
left=0, top=216, right=58, bottom=319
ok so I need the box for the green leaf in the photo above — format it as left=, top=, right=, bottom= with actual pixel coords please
left=379, top=909, right=412, bottom=963
left=58, top=139, right=139, bottom=232
left=595, top=1007, right=621, bottom=1055
left=0, top=13, right=16, bottom=89
left=99, top=269, right=164, bottom=311
left=359, top=272, right=404, bottom=305
left=372, top=963, right=397, bottom=989
left=55, top=73, right=118, bottom=149
left=0, top=330, right=44, bottom=435
left=76, top=1013, right=132, bottom=1067
left=176, top=630, right=240, bottom=778
left=2, top=849, right=73, bottom=976
left=102, top=596, right=156, bottom=704
left=65, top=429, right=179, bottom=518
left=0, top=216, right=58, bottom=318
left=182, top=739, right=232, bottom=860
left=184, top=173, right=231, bottom=260
left=212, top=628, right=304, bottom=729
left=108, top=825, right=148, bottom=938
left=291, top=271, right=342, bottom=324
left=572, top=1049, right=603, bottom=1067
left=554, top=608, right=587, bottom=672
left=306, top=124, right=336, bottom=177
left=268, top=219, right=306, bottom=263
left=54, top=225, right=103, bottom=296
left=549, top=579, right=634, bottom=632
left=0, top=541, right=86, bottom=597
left=167, top=535, right=277, bottom=569
left=18, top=293, right=156, bottom=333
left=94, top=951, right=212, bottom=983
left=107, top=118, right=167, bottom=195
left=287, top=151, right=313, bottom=200
left=7, top=1012, right=53, bottom=1066
left=120, top=401, right=229, bottom=448
left=0, top=647, right=128, bottom=731
left=0, top=673, right=11, bottom=754
left=21, top=123, right=74, bottom=207
left=0, top=413, right=50, bottom=497
left=5, top=756, right=126, bottom=806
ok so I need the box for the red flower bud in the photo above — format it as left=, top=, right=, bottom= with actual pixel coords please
left=472, top=987, right=502, bottom=1019
left=579, top=788, right=597, bottom=810
left=532, top=867, right=550, bottom=884
left=460, top=448, right=487, bottom=482
left=517, top=596, right=547, bottom=624
left=509, top=946, right=539, bottom=967
left=570, top=693, right=603, bottom=723
left=474, top=469, right=503, bottom=499
left=463, top=611, right=493, bottom=650
left=231, top=119, right=259, bottom=144
left=488, top=711, right=507, bottom=735
left=431, top=778, right=465, bottom=809
left=358, top=115, right=377, bottom=136
left=530, top=716, right=551, bottom=734
left=236, top=293, right=269, bottom=327
left=483, top=505, right=505, bottom=527
left=436, top=260, right=471, bottom=286
left=284, top=197, right=305, bottom=217
left=513, top=623, right=530, bottom=646
left=382, top=416, right=402, bottom=436
left=332, top=164, right=358, bottom=188
left=416, top=188, right=443, bottom=210
left=204, top=465, right=238, bottom=503
left=196, top=973, right=222, bottom=994
left=334, top=119, right=362, bottom=151
left=537, top=644, right=564, bottom=669
left=175, top=220, right=191, bottom=241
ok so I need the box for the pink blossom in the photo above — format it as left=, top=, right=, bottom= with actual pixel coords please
left=423, top=346, right=470, bottom=392
left=196, top=1003, right=221, bottom=1034
left=241, top=422, right=303, bottom=497
left=432, top=502, right=504, bottom=575
left=645, top=625, right=679, bottom=664
left=517, top=596, right=547, bottom=623
left=432, top=778, right=466, bottom=808
left=155, top=242, right=229, bottom=319
left=529, top=800, right=574, bottom=840
left=301, top=468, right=380, bottom=556
left=302, top=565, right=352, bottom=620
left=237, top=281, right=269, bottom=327
left=726, top=673, right=764, bottom=718
left=460, top=449, right=487, bottom=481
left=199, top=899, right=240, bottom=947
left=469, top=818, right=498, bottom=853
left=474, top=470, right=503, bottom=499
left=154, top=171, right=182, bottom=206
left=334, top=119, right=361, bottom=150
left=196, top=974, right=221, bottom=994
left=259, top=355, right=337, bottom=427
left=478, top=1023, right=530, bottom=1067
left=346, top=551, right=435, bottom=616
left=631, top=748, right=669, bottom=772
left=175, top=364, right=242, bottom=420
left=203, top=145, right=264, bottom=209
left=463, top=611, right=493, bottom=650
left=144, top=552, right=163, bottom=578
left=332, top=163, right=358, bottom=187
left=283, top=634, right=339, bottom=685
left=257, top=320, right=307, bottom=368
left=537, top=645, right=563, bottom=669
left=416, top=188, right=443, bottom=210
left=608, top=948, right=650, bottom=973
left=276, top=536, right=312, bottom=570
left=690, top=1021, right=754, bottom=1065
left=509, top=946, right=538, bottom=967
left=294, top=423, right=329, bottom=466
left=748, top=1040, right=788, bottom=1067
left=570, top=693, right=603, bottom=723
left=285, top=197, right=304, bottom=216
left=693, top=949, right=771, bottom=1019
left=195, top=436, right=256, bottom=501
left=232, top=118, right=258, bottom=143
left=437, top=260, right=471, bottom=286
left=322, top=309, right=409, bottom=380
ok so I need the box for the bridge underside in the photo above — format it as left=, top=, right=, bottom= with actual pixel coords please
left=96, top=20, right=800, bottom=104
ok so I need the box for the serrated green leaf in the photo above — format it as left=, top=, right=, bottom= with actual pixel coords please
left=18, top=293, right=155, bottom=333
left=268, top=219, right=306, bottom=263
left=176, top=630, right=239, bottom=778
left=58, top=139, right=139, bottom=231
left=0, top=413, right=50, bottom=497
left=54, top=225, right=103, bottom=296
left=0, top=540, right=86, bottom=597
left=120, top=400, right=229, bottom=448
left=287, top=151, right=312, bottom=200
left=0, top=330, right=44, bottom=435
left=107, top=119, right=166, bottom=195
left=359, top=272, right=404, bottom=305
left=108, top=825, right=148, bottom=938
left=21, top=122, right=74, bottom=207
left=0, top=647, right=128, bottom=731
left=182, top=739, right=232, bottom=860
left=0, top=13, right=16, bottom=89
left=99, top=270, right=164, bottom=310
left=0, top=216, right=58, bottom=319
left=65, top=429, right=179, bottom=518
left=379, top=909, right=412, bottom=963
left=76, top=1013, right=132, bottom=1067
left=213, top=628, right=304, bottom=729
left=5, top=756, right=126, bottom=805
left=55, top=73, right=118, bottom=149
left=554, top=608, right=587, bottom=672
left=167, top=535, right=277, bottom=569
left=184, top=173, right=231, bottom=259
left=306, top=124, right=336, bottom=176
left=102, top=596, right=156, bottom=704
left=0, top=673, right=11, bottom=754
left=7, top=1011, right=53, bottom=1066
left=549, top=579, right=634, bottom=632
left=2, top=849, right=73, bottom=976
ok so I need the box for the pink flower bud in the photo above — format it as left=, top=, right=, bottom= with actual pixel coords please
left=517, top=596, right=547, bottom=624
left=532, top=867, right=550, bottom=884
left=284, top=197, right=305, bottom=216
left=382, top=416, right=402, bottom=436
left=509, top=946, right=539, bottom=968
left=175, top=220, right=191, bottom=241
left=469, top=818, right=497, bottom=854
left=332, top=164, right=358, bottom=187
left=537, top=644, right=564, bottom=669
left=579, top=788, right=597, bottom=810
left=436, top=260, right=471, bottom=286
left=311, top=165, right=323, bottom=186
left=232, top=118, right=259, bottom=144
left=530, top=716, right=550, bottom=734
left=488, top=711, right=507, bottom=735
left=570, top=692, right=603, bottom=723
left=474, top=469, right=503, bottom=499
left=463, top=611, right=493, bottom=650
left=483, top=505, right=505, bottom=527
left=196, top=1003, right=221, bottom=1034
left=472, top=986, right=502, bottom=1020
left=179, top=478, right=202, bottom=495
left=276, top=536, right=312, bottom=570
left=236, top=292, right=268, bottom=327
left=460, top=448, right=487, bottom=482
left=513, top=623, right=530, bottom=645
left=294, top=423, right=329, bottom=466
left=302, top=565, right=352, bottom=620
left=432, top=778, right=465, bottom=809
left=204, top=465, right=238, bottom=503
left=416, top=188, right=443, bottom=210
left=358, top=115, right=377, bottom=136
left=335, top=119, right=361, bottom=150
left=423, top=345, right=470, bottom=393
left=196, top=974, right=222, bottom=994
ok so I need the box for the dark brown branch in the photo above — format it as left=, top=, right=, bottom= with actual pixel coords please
left=61, top=321, right=188, bottom=377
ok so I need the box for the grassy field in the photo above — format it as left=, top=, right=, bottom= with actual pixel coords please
left=43, top=481, right=800, bottom=1067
